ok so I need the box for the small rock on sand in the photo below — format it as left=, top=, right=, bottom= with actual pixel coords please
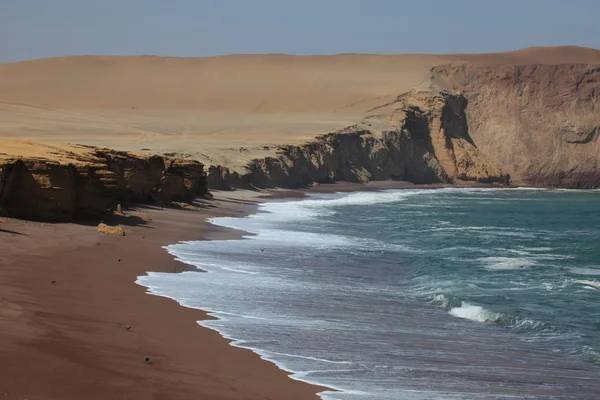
left=97, top=223, right=126, bottom=236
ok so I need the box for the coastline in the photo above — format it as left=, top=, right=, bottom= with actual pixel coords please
left=0, top=181, right=520, bottom=399
left=0, top=191, right=327, bottom=399
left=140, top=184, right=600, bottom=399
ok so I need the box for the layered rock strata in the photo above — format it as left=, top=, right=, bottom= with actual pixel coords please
left=0, top=149, right=207, bottom=221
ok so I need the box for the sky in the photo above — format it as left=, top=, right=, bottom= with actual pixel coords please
left=1, top=0, right=599, bottom=63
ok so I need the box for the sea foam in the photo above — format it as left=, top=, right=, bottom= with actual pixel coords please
left=449, top=302, right=502, bottom=323
left=478, top=256, right=537, bottom=270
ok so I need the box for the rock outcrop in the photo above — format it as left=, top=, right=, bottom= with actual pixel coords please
left=434, top=64, right=600, bottom=188
left=97, top=223, right=126, bottom=236
left=0, top=148, right=207, bottom=221
left=208, top=90, right=508, bottom=190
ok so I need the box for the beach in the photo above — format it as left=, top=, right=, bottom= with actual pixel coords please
left=0, top=44, right=598, bottom=399
left=0, top=191, right=326, bottom=400
left=136, top=187, right=600, bottom=399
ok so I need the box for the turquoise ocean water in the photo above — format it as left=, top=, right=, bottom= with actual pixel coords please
left=138, top=188, right=600, bottom=399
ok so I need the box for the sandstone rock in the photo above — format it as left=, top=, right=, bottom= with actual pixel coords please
left=97, top=223, right=125, bottom=236
left=0, top=148, right=207, bottom=221
left=154, top=158, right=207, bottom=202
left=434, top=64, right=600, bottom=188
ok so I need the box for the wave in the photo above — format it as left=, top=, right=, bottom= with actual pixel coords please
left=428, top=227, right=536, bottom=239
left=449, top=302, right=545, bottom=331
left=572, top=279, right=600, bottom=289
left=266, top=351, right=353, bottom=365
left=569, top=267, right=600, bottom=276
left=449, top=302, right=502, bottom=323
left=478, top=256, right=537, bottom=270
left=431, top=295, right=545, bottom=331
left=211, top=311, right=269, bottom=320
left=431, top=293, right=463, bottom=309
left=251, top=187, right=544, bottom=224
left=517, top=246, right=554, bottom=252
left=431, top=226, right=524, bottom=231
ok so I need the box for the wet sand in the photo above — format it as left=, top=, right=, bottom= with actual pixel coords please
left=0, top=192, right=326, bottom=400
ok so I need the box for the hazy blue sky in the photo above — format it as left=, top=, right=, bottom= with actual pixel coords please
left=1, top=0, right=599, bottom=63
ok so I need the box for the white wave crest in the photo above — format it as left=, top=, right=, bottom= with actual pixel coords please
left=572, top=279, right=600, bottom=289
left=449, top=302, right=502, bottom=323
left=266, top=350, right=353, bottom=365
left=211, top=311, right=268, bottom=320
left=479, top=256, right=537, bottom=270
left=569, top=267, right=600, bottom=276
left=257, top=187, right=531, bottom=223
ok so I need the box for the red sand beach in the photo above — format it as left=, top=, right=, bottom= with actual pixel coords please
left=0, top=192, right=327, bottom=400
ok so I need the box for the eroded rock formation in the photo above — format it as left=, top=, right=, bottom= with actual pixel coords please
left=0, top=148, right=207, bottom=221
left=208, top=90, right=508, bottom=189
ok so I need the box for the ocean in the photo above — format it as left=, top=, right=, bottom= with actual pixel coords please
left=137, top=188, right=600, bottom=399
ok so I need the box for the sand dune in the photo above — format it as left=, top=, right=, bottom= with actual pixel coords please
left=1, top=46, right=599, bottom=169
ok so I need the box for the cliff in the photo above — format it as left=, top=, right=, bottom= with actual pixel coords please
left=0, top=145, right=207, bottom=221
left=434, top=63, right=600, bottom=188
left=209, top=62, right=599, bottom=190
left=208, top=90, right=508, bottom=190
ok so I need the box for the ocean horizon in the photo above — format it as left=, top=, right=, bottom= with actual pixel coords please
left=138, top=187, right=600, bottom=399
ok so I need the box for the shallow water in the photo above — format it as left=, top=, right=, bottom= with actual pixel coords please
left=138, top=188, right=600, bottom=399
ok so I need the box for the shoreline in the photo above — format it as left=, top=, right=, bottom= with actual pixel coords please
left=133, top=181, right=478, bottom=398
left=140, top=184, right=600, bottom=399
left=0, top=191, right=328, bottom=399
left=0, top=181, right=556, bottom=399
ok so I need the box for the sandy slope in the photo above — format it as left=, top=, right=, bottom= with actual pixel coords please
left=1, top=46, right=599, bottom=170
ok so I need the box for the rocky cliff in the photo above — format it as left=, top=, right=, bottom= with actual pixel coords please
left=208, top=63, right=599, bottom=190
left=0, top=147, right=207, bottom=221
left=208, top=90, right=508, bottom=190
left=434, top=63, right=600, bottom=188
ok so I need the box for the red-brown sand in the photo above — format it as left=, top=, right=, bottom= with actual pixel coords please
left=0, top=194, right=327, bottom=400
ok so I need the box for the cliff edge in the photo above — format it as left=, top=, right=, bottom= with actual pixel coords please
left=0, top=141, right=207, bottom=221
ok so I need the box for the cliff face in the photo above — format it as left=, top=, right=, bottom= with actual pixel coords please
left=435, top=64, right=600, bottom=188
left=0, top=148, right=207, bottom=221
left=208, top=91, right=507, bottom=189
left=209, top=63, right=599, bottom=190
left=211, top=63, right=599, bottom=190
